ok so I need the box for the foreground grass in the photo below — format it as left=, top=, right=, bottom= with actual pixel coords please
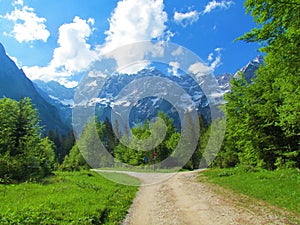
left=200, top=168, right=300, bottom=215
left=0, top=171, right=140, bottom=224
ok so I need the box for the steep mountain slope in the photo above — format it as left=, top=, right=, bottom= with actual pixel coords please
left=34, top=80, right=74, bottom=125
left=34, top=80, right=74, bottom=103
left=0, top=43, right=67, bottom=133
left=215, top=55, right=263, bottom=92
left=83, top=68, right=212, bottom=128
left=234, top=55, right=263, bottom=82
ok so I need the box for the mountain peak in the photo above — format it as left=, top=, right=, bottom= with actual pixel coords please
left=0, top=42, right=5, bottom=55
left=0, top=43, right=4, bottom=53
left=233, top=55, right=263, bottom=83
left=253, top=55, right=264, bottom=64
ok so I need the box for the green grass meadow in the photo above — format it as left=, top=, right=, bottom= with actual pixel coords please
left=200, top=168, right=300, bottom=215
left=0, top=171, right=140, bottom=224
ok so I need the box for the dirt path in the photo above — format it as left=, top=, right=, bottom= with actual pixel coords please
left=97, top=170, right=299, bottom=225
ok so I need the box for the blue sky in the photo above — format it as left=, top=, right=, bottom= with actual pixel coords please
left=0, top=0, right=260, bottom=87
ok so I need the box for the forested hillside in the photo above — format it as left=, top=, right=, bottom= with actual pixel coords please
left=214, top=0, right=300, bottom=169
left=0, top=43, right=67, bottom=134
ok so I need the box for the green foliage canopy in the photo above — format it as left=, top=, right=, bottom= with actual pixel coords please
left=222, top=0, right=300, bottom=169
left=0, top=98, right=55, bottom=182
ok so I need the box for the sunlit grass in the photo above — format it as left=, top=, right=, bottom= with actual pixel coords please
left=200, top=168, right=300, bottom=214
left=0, top=171, right=139, bottom=224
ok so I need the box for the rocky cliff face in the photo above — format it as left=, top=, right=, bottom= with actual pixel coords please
left=215, top=55, right=263, bottom=92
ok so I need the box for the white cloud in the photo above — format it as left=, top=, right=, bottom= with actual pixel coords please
left=23, top=65, right=78, bottom=88
left=188, top=48, right=223, bottom=76
left=188, top=62, right=211, bottom=76
left=118, top=60, right=151, bottom=74
left=174, top=10, right=199, bottom=27
left=24, top=0, right=170, bottom=86
left=6, top=53, right=21, bottom=67
left=101, top=0, right=169, bottom=74
left=4, top=5, right=50, bottom=43
left=87, top=18, right=95, bottom=26
left=168, top=61, right=180, bottom=76
left=13, top=0, right=23, bottom=6
left=171, top=47, right=183, bottom=56
left=203, top=0, right=234, bottom=14
left=23, top=16, right=97, bottom=87
left=207, top=53, right=214, bottom=61
left=57, top=79, right=79, bottom=88
left=210, top=54, right=221, bottom=71
left=164, top=30, right=175, bottom=42
left=88, top=71, right=107, bottom=78
left=207, top=48, right=223, bottom=71
left=102, top=0, right=168, bottom=54
left=51, top=16, right=97, bottom=72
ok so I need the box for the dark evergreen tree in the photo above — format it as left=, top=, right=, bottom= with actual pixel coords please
left=60, top=130, right=75, bottom=163
left=0, top=97, right=55, bottom=182
left=102, top=117, right=118, bottom=155
left=191, top=113, right=209, bottom=169
left=61, top=144, right=89, bottom=171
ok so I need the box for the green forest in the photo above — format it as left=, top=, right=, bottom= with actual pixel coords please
left=0, top=0, right=299, bottom=223
left=1, top=0, right=300, bottom=184
left=215, top=0, right=300, bottom=169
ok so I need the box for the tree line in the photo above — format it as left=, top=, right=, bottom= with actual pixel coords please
left=61, top=112, right=212, bottom=171
left=0, top=96, right=213, bottom=182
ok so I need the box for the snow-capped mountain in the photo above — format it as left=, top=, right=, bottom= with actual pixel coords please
left=234, top=55, right=263, bottom=82
left=35, top=56, right=263, bottom=129
left=215, top=73, right=233, bottom=94
left=215, top=55, right=263, bottom=93
left=34, top=80, right=75, bottom=106
left=89, top=68, right=212, bottom=128
left=33, top=80, right=74, bottom=125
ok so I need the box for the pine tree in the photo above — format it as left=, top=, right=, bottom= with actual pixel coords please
left=192, top=113, right=209, bottom=169
left=0, top=98, right=55, bottom=182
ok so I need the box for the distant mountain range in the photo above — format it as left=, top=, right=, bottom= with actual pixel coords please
left=87, top=68, right=212, bottom=128
left=32, top=56, right=264, bottom=130
left=33, top=80, right=74, bottom=125
left=0, top=43, right=68, bottom=133
left=0, top=41, right=262, bottom=132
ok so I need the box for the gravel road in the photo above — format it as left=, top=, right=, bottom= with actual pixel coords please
left=96, top=170, right=299, bottom=225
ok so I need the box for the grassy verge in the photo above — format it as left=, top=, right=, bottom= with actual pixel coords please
left=200, top=167, right=300, bottom=215
left=0, top=171, right=140, bottom=224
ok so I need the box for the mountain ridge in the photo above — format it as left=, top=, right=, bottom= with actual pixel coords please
left=33, top=56, right=262, bottom=129
left=1, top=39, right=262, bottom=132
left=0, top=42, right=68, bottom=134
